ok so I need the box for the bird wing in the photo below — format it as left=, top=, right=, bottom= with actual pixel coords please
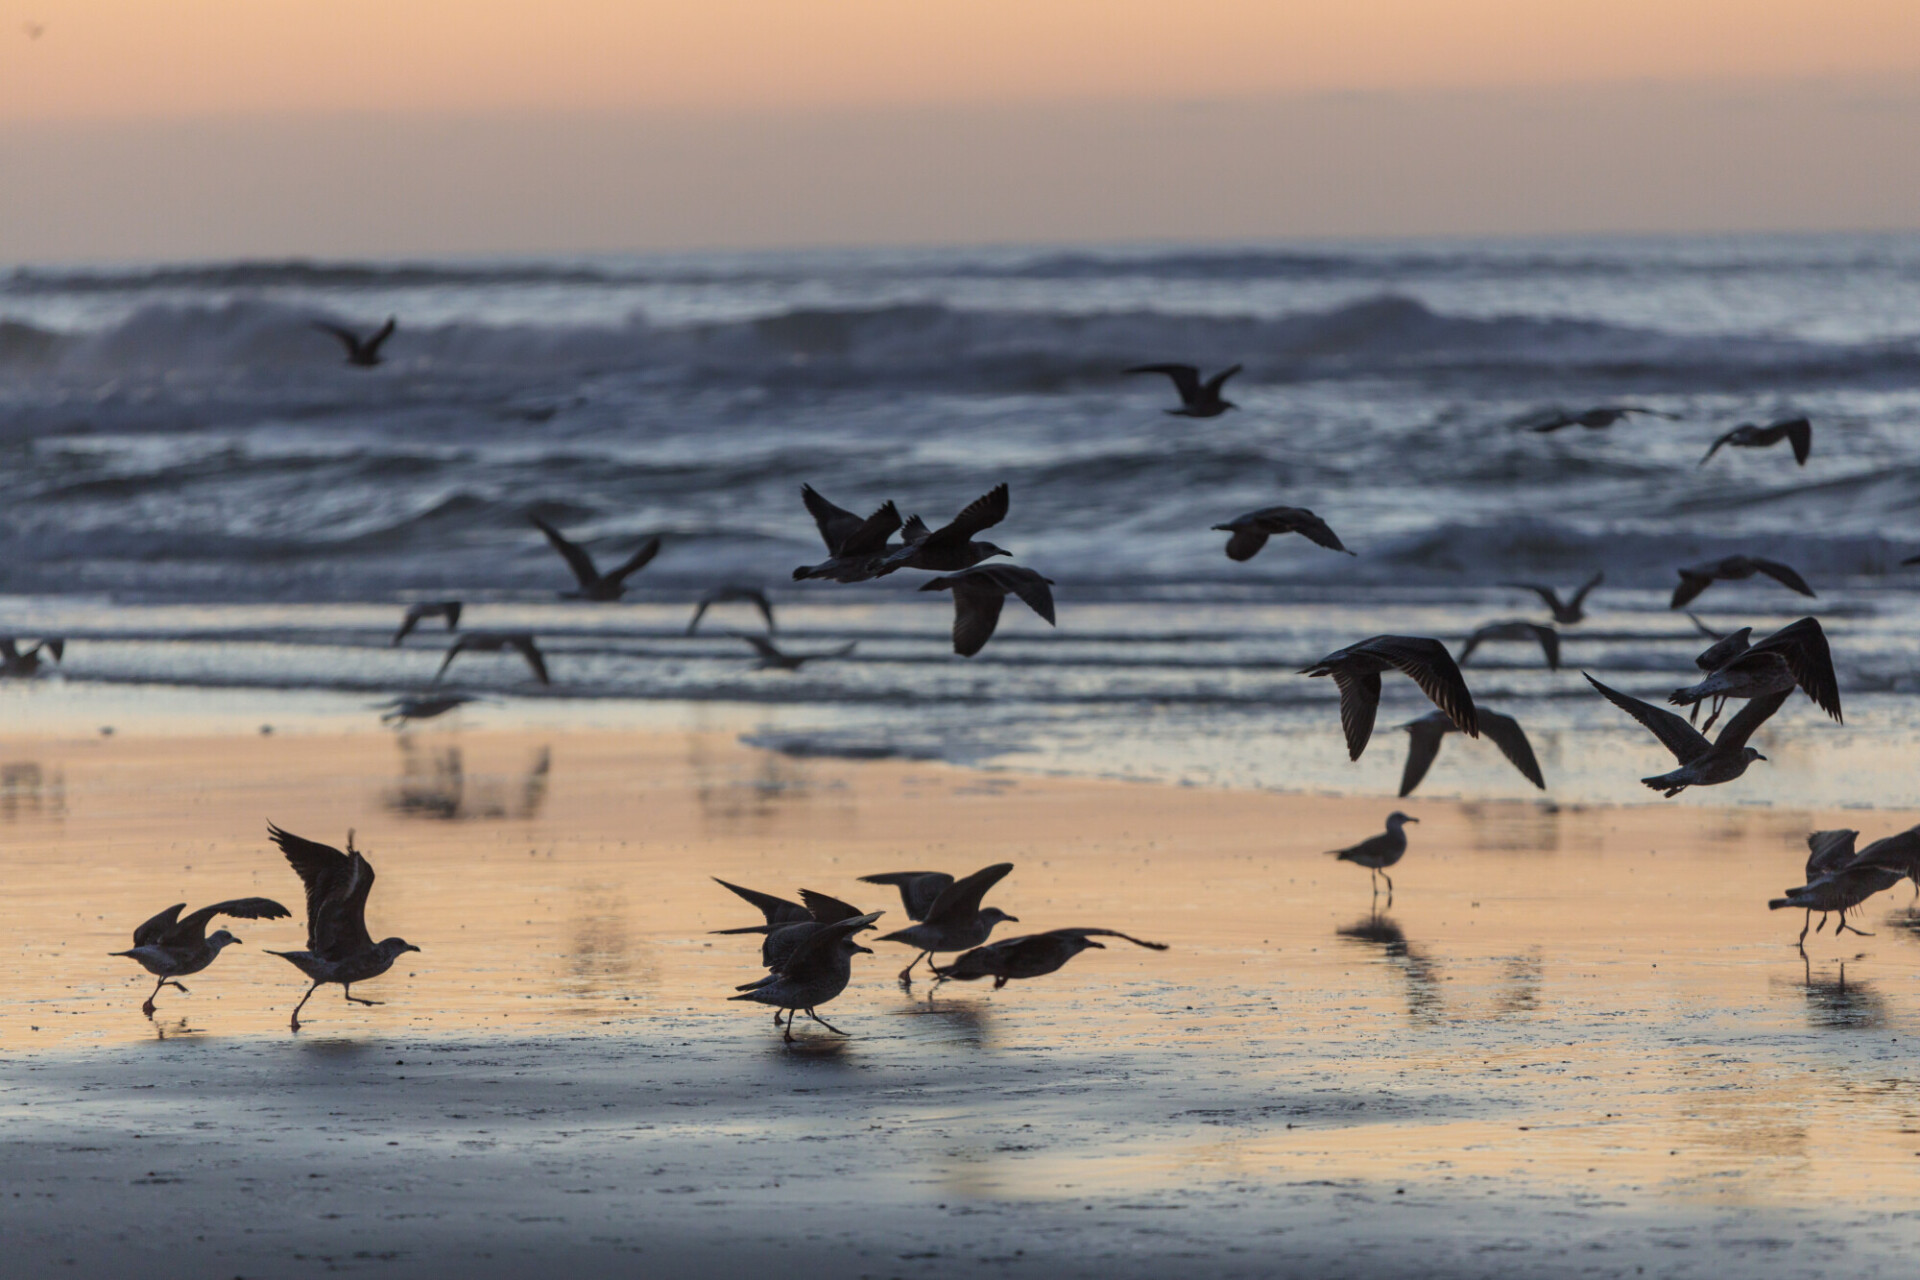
left=1805, top=829, right=1860, bottom=878
left=131, top=903, right=186, bottom=948
left=310, top=321, right=361, bottom=355
left=1686, top=613, right=1726, bottom=641
left=1500, top=582, right=1561, bottom=612
left=801, top=484, right=865, bottom=553
left=1569, top=571, right=1604, bottom=609
left=927, top=483, right=1011, bottom=549
left=1748, top=558, right=1816, bottom=597
left=1365, top=636, right=1478, bottom=738
left=310, top=849, right=377, bottom=959
left=713, top=877, right=810, bottom=927
left=800, top=889, right=868, bottom=924
left=1480, top=710, right=1546, bottom=790
left=1584, top=674, right=1709, bottom=763
left=738, top=634, right=783, bottom=660
left=925, top=862, right=1015, bottom=926
left=1127, top=363, right=1202, bottom=402
left=1398, top=715, right=1448, bottom=797
left=1694, top=628, right=1751, bottom=671
left=857, top=871, right=951, bottom=921
left=779, top=912, right=883, bottom=979
left=1699, top=430, right=1738, bottom=466
left=0, top=638, right=16, bottom=661
left=1457, top=627, right=1487, bottom=666
left=948, top=579, right=1007, bottom=657
left=444, top=602, right=462, bottom=631
left=1050, top=928, right=1169, bottom=950
left=363, top=317, right=397, bottom=357
left=172, top=897, right=293, bottom=946
left=1529, top=624, right=1561, bottom=671
left=752, top=592, right=776, bottom=633
left=607, top=536, right=662, bottom=586
left=841, top=500, right=904, bottom=557
left=392, top=608, right=423, bottom=646
left=530, top=517, right=601, bottom=588
left=898, top=512, right=932, bottom=545
left=686, top=600, right=711, bottom=635
left=1331, top=670, right=1382, bottom=761
left=1203, top=364, right=1243, bottom=397
left=1714, top=688, right=1790, bottom=752
left=1850, top=827, right=1920, bottom=876
left=1527, top=414, right=1575, bottom=434
left=268, top=823, right=352, bottom=946
left=1745, top=617, right=1841, bottom=722
left=510, top=636, right=551, bottom=685
left=1775, top=416, right=1812, bottom=464
left=995, top=568, right=1056, bottom=625
left=1670, top=571, right=1711, bottom=609
left=1222, top=527, right=1269, bottom=561
left=432, top=636, right=469, bottom=683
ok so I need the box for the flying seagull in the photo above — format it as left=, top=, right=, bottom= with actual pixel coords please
left=1212, top=506, right=1353, bottom=561
left=1500, top=572, right=1604, bottom=625
left=791, top=485, right=905, bottom=582
left=739, top=635, right=856, bottom=671
left=1586, top=675, right=1787, bottom=796
left=687, top=586, right=775, bottom=635
left=1527, top=406, right=1678, bottom=433
left=1668, top=616, right=1841, bottom=731
left=863, top=862, right=1018, bottom=986
left=1301, top=635, right=1479, bottom=761
left=1779, top=829, right=1860, bottom=947
left=530, top=516, right=660, bottom=601
left=1670, top=556, right=1815, bottom=609
left=0, top=636, right=63, bottom=678
left=876, top=484, right=1013, bottom=575
left=933, top=928, right=1168, bottom=988
left=391, top=601, right=462, bottom=646
left=1126, top=363, right=1241, bottom=417
left=1700, top=417, right=1812, bottom=467
left=434, top=632, right=550, bottom=685
left=112, top=897, right=291, bottom=1016
left=1458, top=620, right=1561, bottom=671
left=730, top=913, right=881, bottom=1043
left=920, top=565, right=1055, bottom=657
left=713, top=881, right=877, bottom=1024
left=1771, top=826, right=1919, bottom=943
left=264, top=824, right=420, bottom=1032
left=1398, top=709, right=1545, bottom=797
left=1329, top=812, right=1418, bottom=900
left=313, top=317, right=396, bottom=367
left=375, top=692, right=485, bottom=726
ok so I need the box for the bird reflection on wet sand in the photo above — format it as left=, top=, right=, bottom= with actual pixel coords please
left=1336, top=913, right=1443, bottom=1024
left=0, top=761, right=65, bottom=820
left=382, top=744, right=551, bottom=821
left=897, top=995, right=991, bottom=1048
left=1788, top=958, right=1886, bottom=1030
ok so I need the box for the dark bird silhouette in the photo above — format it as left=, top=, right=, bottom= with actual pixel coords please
left=1330, top=812, right=1418, bottom=900
left=1700, top=417, right=1812, bottom=467
left=313, top=317, right=396, bottom=367
left=1670, top=556, right=1815, bottom=609
left=434, top=631, right=549, bottom=685
left=738, top=635, right=856, bottom=671
left=1212, top=506, right=1353, bottom=560
left=1127, top=363, right=1241, bottom=417
left=530, top=516, right=660, bottom=600
left=791, top=484, right=909, bottom=584
left=1398, top=709, right=1545, bottom=797
left=713, top=882, right=877, bottom=1026
left=920, top=565, right=1055, bottom=656
left=264, top=824, right=419, bottom=1031
left=688, top=586, right=775, bottom=635
left=1585, top=675, right=1787, bottom=796
left=1668, top=617, right=1841, bottom=731
left=1779, top=829, right=1860, bottom=947
left=730, top=913, right=881, bottom=1042
left=1458, top=620, right=1560, bottom=670
left=1500, top=572, right=1603, bottom=625
left=376, top=692, right=485, bottom=725
left=1527, top=405, right=1678, bottom=433
left=1301, top=636, right=1478, bottom=761
left=710, top=878, right=813, bottom=939
left=876, top=484, right=1013, bottom=575
left=0, top=636, right=63, bottom=677
left=112, top=897, right=291, bottom=1016
left=1771, top=826, right=1919, bottom=943
left=391, top=601, right=462, bottom=646
left=863, top=863, right=1018, bottom=985
left=933, top=928, right=1167, bottom=988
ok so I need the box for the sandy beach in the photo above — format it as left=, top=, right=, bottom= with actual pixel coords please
left=5, top=725, right=1919, bottom=1277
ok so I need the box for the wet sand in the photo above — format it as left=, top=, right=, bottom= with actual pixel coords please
left=5, top=727, right=1920, bottom=1277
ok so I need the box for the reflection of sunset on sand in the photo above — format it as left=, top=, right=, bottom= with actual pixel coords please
left=5, top=727, right=1920, bottom=1273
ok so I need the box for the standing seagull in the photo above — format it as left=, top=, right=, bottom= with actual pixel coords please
left=687, top=586, right=775, bottom=635
left=1301, top=636, right=1479, bottom=761
left=1670, top=556, right=1815, bottom=609
left=1398, top=709, right=1544, bottom=797
left=876, top=484, right=1013, bottom=575
left=730, top=914, right=881, bottom=1043
left=434, top=632, right=550, bottom=685
left=920, top=565, right=1056, bottom=657
left=1458, top=621, right=1560, bottom=671
left=1500, top=572, right=1604, bottom=625
left=1668, top=617, right=1841, bottom=731
left=738, top=635, right=856, bottom=671
left=530, top=516, right=660, bottom=601
left=112, top=897, right=291, bottom=1016
left=1212, top=506, right=1353, bottom=560
left=862, top=862, right=1018, bottom=985
left=1527, top=406, right=1678, bottom=433
left=1330, top=813, right=1419, bottom=901
left=264, top=824, right=420, bottom=1031
left=1700, top=417, right=1812, bottom=467
left=1127, top=363, right=1241, bottom=417
left=933, top=928, right=1168, bottom=988
left=1585, top=675, right=1787, bottom=796
left=391, top=601, right=462, bottom=646
left=0, top=637, right=63, bottom=678
left=791, top=486, right=904, bottom=582
left=313, top=317, right=396, bottom=367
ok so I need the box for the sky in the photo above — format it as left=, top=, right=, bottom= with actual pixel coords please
left=3, top=1, right=1920, bottom=260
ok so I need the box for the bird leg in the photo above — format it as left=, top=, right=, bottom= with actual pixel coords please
left=141, top=976, right=173, bottom=1016
left=289, top=980, right=320, bottom=1032
left=1816, top=914, right=1829, bottom=934
left=782, top=1011, right=796, bottom=1044
left=1798, top=911, right=1812, bottom=948
left=1835, top=918, right=1874, bottom=939
left=1381, top=870, right=1394, bottom=908
left=993, top=976, right=1008, bottom=990
left=897, top=951, right=929, bottom=987
left=805, top=1008, right=849, bottom=1036
left=341, top=984, right=383, bottom=1006
left=1700, top=698, right=1726, bottom=734
left=772, top=1010, right=785, bottom=1027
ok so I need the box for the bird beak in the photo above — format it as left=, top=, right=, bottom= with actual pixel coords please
left=1005, top=915, right=1020, bottom=923
left=1754, top=753, right=1768, bottom=762
left=852, top=944, right=874, bottom=955
left=407, top=944, right=423, bottom=953
left=229, top=936, right=243, bottom=946
left=1407, top=817, right=1421, bottom=823
left=1086, top=940, right=1106, bottom=949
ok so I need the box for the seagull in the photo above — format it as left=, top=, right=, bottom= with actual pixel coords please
left=1330, top=813, right=1418, bottom=900
left=730, top=913, right=881, bottom=1042
left=1500, top=572, right=1604, bottom=625
left=391, top=601, right=462, bottom=646
left=1670, top=556, right=1815, bottom=609
left=375, top=692, right=484, bottom=726
left=264, top=824, right=420, bottom=1032
left=1527, top=405, right=1678, bottom=433
left=312, top=317, right=396, bottom=367
left=1700, top=417, right=1812, bottom=467
left=712, top=881, right=877, bottom=1023
left=1585, top=675, right=1787, bottom=796
left=1780, top=829, right=1860, bottom=947
left=861, top=862, right=1018, bottom=985
left=1771, top=827, right=1919, bottom=943
left=1398, top=709, right=1545, bottom=797
left=738, top=635, right=856, bottom=671
left=687, top=586, right=775, bottom=635
left=875, top=484, right=1013, bottom=575
left=1668, top=617, right=1841, bottom=731
left=111, top=897, right=292, bottom=1016
left=790, top=485, right=905, bottom=583
left=0, top=637, right=63, bottom=678
left=434, top=632, right=549, bottom=685
left=932, top=928, right=1168, bottom=988
left=920, top=565, right=1055, bottom=657
left=1458, top=621, right=1560, bottom=670
left=1211, top=506, right=1354, bottom=560
left=530, top=516, right=660, bottom=601
left=1126, top=363, right=1241, bottom=417
left=710, top=878, right=813, bottom=939
left=1301, top=636, right=1478, bottom=761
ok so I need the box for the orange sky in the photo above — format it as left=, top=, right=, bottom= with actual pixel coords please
left=4, top=0, right=1920, bottom=120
